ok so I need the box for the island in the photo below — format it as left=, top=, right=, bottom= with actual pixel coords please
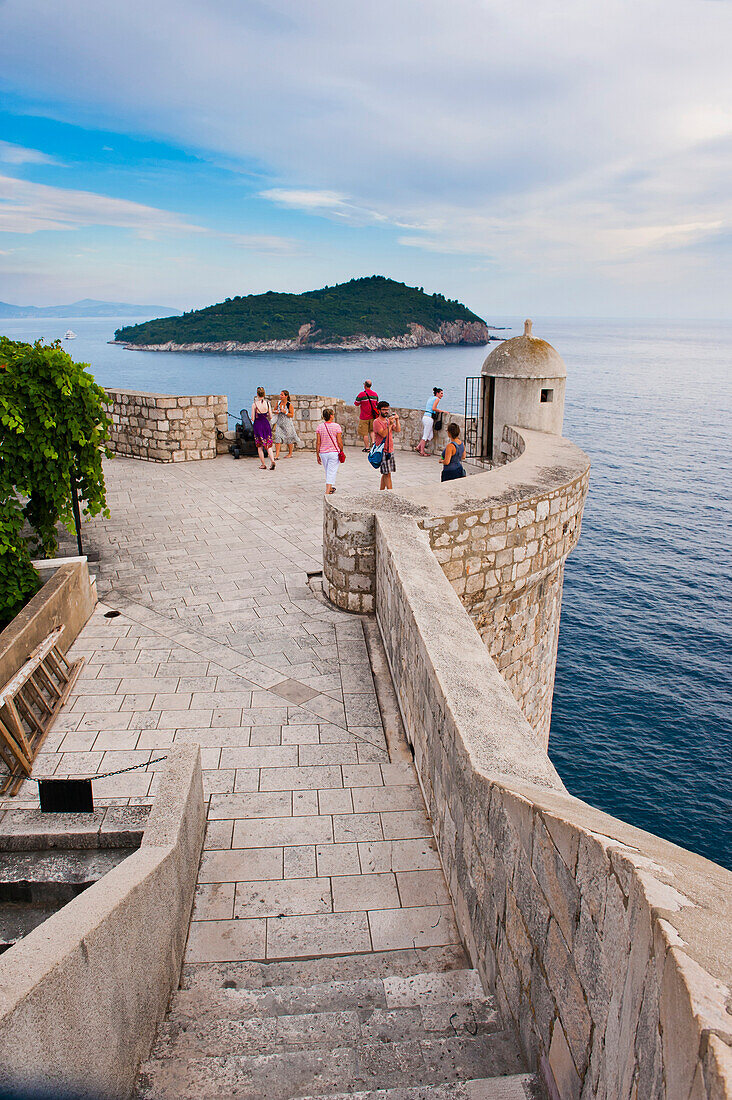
left=113, top=276, right=493, bottom=353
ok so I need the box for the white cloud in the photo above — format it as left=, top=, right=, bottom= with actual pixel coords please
left=261, top=188, right=388, bottom=225
left=0, top=174, right=298, bottom=253
left=0, top=0, right=730, bottom=310
left=0, top=141, right=60, bottom=166
left=0, top=174, right=198, bottom=235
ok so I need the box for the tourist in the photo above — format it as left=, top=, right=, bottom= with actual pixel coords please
left=251, top=387, right=276, bottom=470
left=372, top=400, right=400, bottom=490
left=440, top=422, right=466, bottom=481
left=416, top=387, right=445, bottom=456
left=315, top=407, right=344, bottom=495
left=274, top=389, right=300, bottom=459
left=354, top=379, right=379, bottom=450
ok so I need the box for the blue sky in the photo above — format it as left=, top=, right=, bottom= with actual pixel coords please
left=0, top=0, right=730, bottom=317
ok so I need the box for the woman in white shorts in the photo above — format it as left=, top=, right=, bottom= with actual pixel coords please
left=417, top=388, right=444, bottom=456
left=315, top=408, right=344, bottom=495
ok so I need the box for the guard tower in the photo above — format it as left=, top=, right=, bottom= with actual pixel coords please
left=464, top=320, right=567, bottom=463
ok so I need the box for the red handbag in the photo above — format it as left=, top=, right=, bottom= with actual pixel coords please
left=325, top=423, right=346, bottom=463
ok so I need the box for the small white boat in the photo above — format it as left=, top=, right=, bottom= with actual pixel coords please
left=64, top=330, right=77, bottom=340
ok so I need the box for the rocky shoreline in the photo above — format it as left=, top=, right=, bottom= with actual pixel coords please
left=112, top=319, right=494, bottom=353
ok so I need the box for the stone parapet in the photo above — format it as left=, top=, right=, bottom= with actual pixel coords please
left=0, top=745, right=205, bottom=1098
left=322, top=424, right=732, bottom=1097
left=372, top=512, right=732, bottom=1100
left=104, top=389, right=227, bottom=462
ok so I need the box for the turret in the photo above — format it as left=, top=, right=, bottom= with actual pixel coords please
left=481, top=319, right=567, bottom=463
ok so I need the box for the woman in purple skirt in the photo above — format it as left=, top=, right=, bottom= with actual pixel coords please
left=251, top=387, right=276, bottom=470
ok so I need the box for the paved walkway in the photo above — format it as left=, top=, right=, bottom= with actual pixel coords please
left=4, top=447, right=463, bottom=964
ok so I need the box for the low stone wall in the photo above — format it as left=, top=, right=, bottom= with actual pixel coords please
left=323, top=425, right=732, bottom=1097
left=104, top=388, right=227, bottom=462
left=0, top=558, right=96, bottom=690
left=218, top=393, right=466, bottom=455
left=0, top=745, right=205, bottom=1099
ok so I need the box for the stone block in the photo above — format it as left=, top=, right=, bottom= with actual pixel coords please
left=548, top=1017, right=582, bottom=1100
left=532, top=816, right=579, bottom=947
left=544, top=919, right=592, bottom=1075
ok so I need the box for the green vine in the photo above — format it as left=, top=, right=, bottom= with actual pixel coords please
left=0, top=337, right=111, bottom=628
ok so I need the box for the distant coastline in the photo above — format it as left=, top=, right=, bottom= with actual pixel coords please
left=0, top=298, right=176, bottom=320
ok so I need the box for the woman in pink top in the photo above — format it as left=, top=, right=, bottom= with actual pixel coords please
left=315, top=408, right=344, bottom=495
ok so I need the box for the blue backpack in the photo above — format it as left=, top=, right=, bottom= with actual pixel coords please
left=367, top=440, right=384, bottom=469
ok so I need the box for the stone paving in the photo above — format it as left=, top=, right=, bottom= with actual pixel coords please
left=3, top=447, right=463, bottom=965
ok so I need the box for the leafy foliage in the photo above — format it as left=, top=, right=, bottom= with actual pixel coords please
left=116, top=276, right=486, bottom=346
left=0, top=338, right=110, bottom=628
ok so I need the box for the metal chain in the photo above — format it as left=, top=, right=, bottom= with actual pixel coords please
left=27, top=754, right=168, bottom=784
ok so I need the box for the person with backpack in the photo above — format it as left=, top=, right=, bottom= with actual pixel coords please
left=371, top=400, right=400, bottom=490
left=354, top=380, right=379, bottom=450
left=315, top=407, right=345, bottom=495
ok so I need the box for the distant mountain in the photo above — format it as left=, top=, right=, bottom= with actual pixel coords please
left=114, top=276, right=492, bottom=353
left=0, top=298, right=178, bottom=319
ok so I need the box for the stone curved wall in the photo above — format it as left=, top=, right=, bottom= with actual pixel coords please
left=323, top=426, right=732, bottom=1098
left=324, top=425, right=589, bottom=740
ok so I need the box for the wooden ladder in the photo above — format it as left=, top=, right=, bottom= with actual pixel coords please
left=0, top=627, right=84, bottom=796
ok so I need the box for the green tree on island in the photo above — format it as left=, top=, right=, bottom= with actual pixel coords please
left=115, top=275, right=487, bottom=346
left=0, top=338, right=110, bottom=628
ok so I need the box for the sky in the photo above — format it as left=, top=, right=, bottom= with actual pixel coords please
left=0, top=0, right=730, bottom=318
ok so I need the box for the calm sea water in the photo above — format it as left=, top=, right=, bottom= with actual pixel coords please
left=4, top=315, right=731, bottom=869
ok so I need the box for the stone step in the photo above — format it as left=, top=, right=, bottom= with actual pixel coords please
left=135, top=1031, right=526, bottom=1100
left=168, top=969, right=487, bottom=1027
left=0, top=902, right=57, bottom=952
left=0, top=847, right=131, bottom=905
left=180, top=946, right=469, bottom=995
left=291, top=1077, right=541, bottom=1100
left=153, top=998, right=502, bottom=1060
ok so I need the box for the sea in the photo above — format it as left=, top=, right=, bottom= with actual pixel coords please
left=3, top=315, right=731, bottom=870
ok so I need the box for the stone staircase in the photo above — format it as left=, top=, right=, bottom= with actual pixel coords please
left=135, top=948, right=539, bottom=1100
left=0, top=847, right=133, bottom=954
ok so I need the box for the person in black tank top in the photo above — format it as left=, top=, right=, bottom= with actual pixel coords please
left=440, top=422, right=466, bottom=482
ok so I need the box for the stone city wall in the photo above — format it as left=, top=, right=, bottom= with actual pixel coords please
left=104, top=389, right=227, bottom=462
left=422, top=449, right=589, bottom=744
left=323, top=425, right=732, bottom=1098
left=374, top=511, right=732, bottom=1099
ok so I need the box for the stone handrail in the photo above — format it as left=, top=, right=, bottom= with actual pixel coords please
left=0, top=745, right=205, bottom=1098
left=323, top=426, right=732, bottom=1098
left=0, top=558, right=96, bottom=689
